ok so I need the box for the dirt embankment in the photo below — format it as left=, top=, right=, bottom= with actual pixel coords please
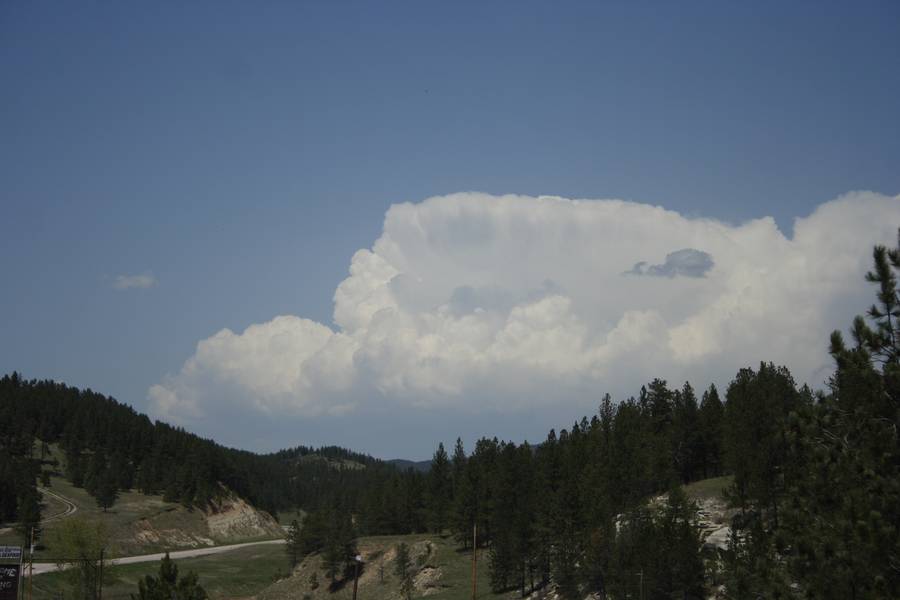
left=205, top=493, right=284, bottom=540
left=129, top=490, right=282, bottom=552
left=259, top=538, right=443, bottom=600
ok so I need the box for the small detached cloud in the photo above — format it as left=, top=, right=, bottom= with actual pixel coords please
left=112, top=273, right=157, bottom=290
left=626, top=248, right=714, bottom=278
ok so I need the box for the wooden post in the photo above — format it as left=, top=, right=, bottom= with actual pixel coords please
left=471, top=523, right=477, bottom=600
left=28, top=528, right=34, bottom=600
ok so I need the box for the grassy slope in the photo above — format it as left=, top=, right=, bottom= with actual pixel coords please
left=29, top=542, right=291, bottom=600
left=683, top=475, right=733, bottom=502
left=43, top=473, right=223, bottom=556
left=0, top=444, right=282, bottom=557
left=260, top=533, right=507, bottom=600
left=275, top=508, right=307, bottom=527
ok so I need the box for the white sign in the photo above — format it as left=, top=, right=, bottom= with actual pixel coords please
left=0, top=548, right=21, bottom=563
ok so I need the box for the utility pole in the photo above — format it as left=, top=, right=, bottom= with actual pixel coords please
left=471, top=522, right=477, bottom=600
left=636, top=569, right=643, bottom=600
left=28, top=528, right=34, bottom=600
left=351, top=555, right=362, bottom=600
left=97, top=549, right=104, bottom=600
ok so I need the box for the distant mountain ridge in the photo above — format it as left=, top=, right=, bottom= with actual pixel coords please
left=386, top=458, right=432, bottom=473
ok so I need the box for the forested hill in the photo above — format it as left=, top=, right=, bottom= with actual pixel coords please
left=0, top=374, right=399, bottom=530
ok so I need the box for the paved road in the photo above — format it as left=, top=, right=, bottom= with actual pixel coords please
left=28, top=539, right=286, bottom=576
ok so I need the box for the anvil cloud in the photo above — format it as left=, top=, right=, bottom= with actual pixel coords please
left=149, top=191, right=900, bottom=430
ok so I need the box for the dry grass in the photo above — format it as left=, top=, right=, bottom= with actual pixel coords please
left=259, top=533, right=510, bottom=600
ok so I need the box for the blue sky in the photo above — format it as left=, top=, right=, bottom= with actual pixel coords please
left=2, top=1, right=899, bottom=458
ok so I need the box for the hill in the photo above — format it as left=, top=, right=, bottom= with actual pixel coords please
left=0, top=373, right=418, bottom=545
left=0, top=444, right=282, bottom=557
left=386, top=459, right=432, bottom=473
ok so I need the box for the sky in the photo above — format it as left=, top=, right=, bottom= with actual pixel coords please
left=2, top=1, right=899, bottom=459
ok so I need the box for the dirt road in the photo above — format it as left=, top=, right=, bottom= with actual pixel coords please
left=38, top=487, right=77, bottom=523
left=0, top=487, right=77, bottom=536
left=28, top=539, right=286, bottom=576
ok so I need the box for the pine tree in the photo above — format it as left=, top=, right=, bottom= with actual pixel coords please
left=110, top=452, right=133, bottom=491
left=132, top=552, right=207, bottom=600
left=94, top=472, right=118, bottom=512
left=394, top=542, right=413, bottom=600
left=286, top=519, right=302, bottom=568
left=723, top=363, right=802, bottom=522
left=14, top=489, right=41, bottom=545
left=581, top=395, right=615, bottom=595
left=450, top=439, right=475, bottom=549
left=671, top=382, right=701, bottom=483
left=775, top=229, right=900, bottom=598
left=698, top=384, right=724, bottom=478
left=426, top=442, right=451, bottom=533
left=84, top=447, right=107, bottom=497
left=67, top=451, right=86, bottom=488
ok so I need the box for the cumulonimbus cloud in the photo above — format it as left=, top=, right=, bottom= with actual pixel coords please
left=149, top=191, right=900, bottom=426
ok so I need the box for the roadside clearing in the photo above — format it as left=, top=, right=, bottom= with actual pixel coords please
left=27, top=539, right=286, bottom=576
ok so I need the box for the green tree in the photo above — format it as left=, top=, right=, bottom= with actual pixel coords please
left=607, top=489, right=705, bottom=600
left=132, top=552, right=207, bottom=600
left=47, top=518, right=109, bottom=600
left=84, top=447, right=107, bottom=497
left=94, top=471, right=119, bottom=512
left=698, top=384, right=724, bottom=478
left=298, top=510, right=327, bottom=555
left=426, top=442, right=451, bottom=533
left=14, top=489, right=41, bottom=545
left=110, top=452, right=133, bottom=491
left=67, top=451, right=86, bottom=488
left=670, top=382, right=701, bottom=483
left=723, top=363, right=803, bottom=523
left=775, top=229, right=900, bottom=598
left=394, top=542, right=414, bottom=600
left=450, top=439, right=475, bottom=549
left=321, top=509, right=358, bottom=586
left=286, top=518, right=302, bottom=568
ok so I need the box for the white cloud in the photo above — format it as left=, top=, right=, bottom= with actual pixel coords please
left=113, top=273, right=157, bottom=290
left=149, top=191, right=900, bottom=432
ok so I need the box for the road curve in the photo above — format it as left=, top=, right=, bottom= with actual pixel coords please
left=38, top=487, right=77, bottom=523
left=28, top=539, right=286, bottom=576
left=0, top=487, right=78, bottom=536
